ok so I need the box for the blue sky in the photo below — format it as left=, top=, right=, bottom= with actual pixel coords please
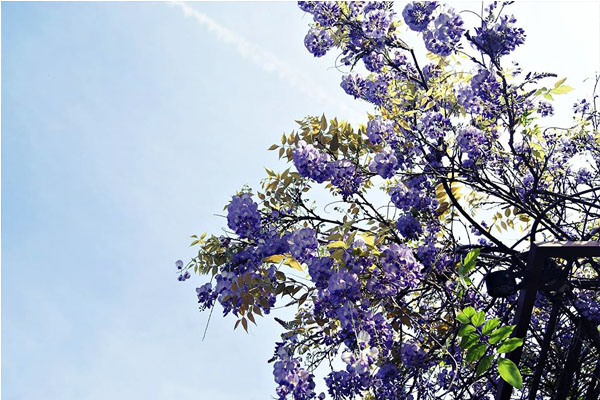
left=2, top=2, right=599, bottom=399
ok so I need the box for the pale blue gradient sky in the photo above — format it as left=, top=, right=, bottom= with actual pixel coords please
left=2, top=2, right=599, bottom=399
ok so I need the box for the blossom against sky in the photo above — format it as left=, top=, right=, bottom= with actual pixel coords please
left=2, top=2, right=599, bottom=399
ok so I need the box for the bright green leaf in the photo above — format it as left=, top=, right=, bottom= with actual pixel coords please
left=458, top=324, right=476, bottom=337
left=463, top=306, right=476, bottom=318
left=482, top=318, right=500, bottom=335
left=472, top=311, right=486, bottom=327
left=497, top=358, right=523, bottom=389
left=488, top=326, right=515, bottom=345
left=466, top=343, right=488, bottom=363
left=456, top=312, right=470, bottom=324
left=476, top=355, right=493, bottom=377
left=460, top=332, right=480, bottom=350
left=497, top=338, right=524, bottom=353
left=463, top=249, right=480, bottom=270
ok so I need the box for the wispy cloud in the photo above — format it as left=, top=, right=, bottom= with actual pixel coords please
left=170, top=1, right=364, bottom=117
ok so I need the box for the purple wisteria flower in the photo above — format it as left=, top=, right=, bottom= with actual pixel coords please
left=312, top=1, right=341, bottom=27
left=297, top=1, right=316, bottom=13
left=471, top=68, right=500, bottom=98
left=438, top=369, right=456, bottom=389
left=325, top=370, right=365, bottom=399
left=369, top=146, right=399, bottom=178
left=273, top=352, right=318, bottom=400
left=304, top=28, right=334, bottom=57
left=362, top=9, right=393, bottom=39
left=330, top=159, right=361, bottom=198
left=196, top=283, right=217, bottom=310
left=573, top=99, right=590, bottom=115
left=576, top=168, right=593, bottom=185
left=471, top=14, right=525, bottom=59
left=227, top=193, right=262, bottom=239
left=365, top=74, right=391, bottom=106
left=307, top=256, right=334, bottom=289
left=574, top=291, right=600, bottom=323
left=180, top=3, right=600, bottom=398
left=366, top=116, right=395, bottom=144
left=341, top=73, right=367, bottom=99
left=292, top=140, right=333, bottom=183
left=422, top=10, right=464, bottom=56
left=380, top=243, right=423, bottom=289
left=422, top=63, right=442, bottom=82
left=456, top=126, right=490, bottom=168
left=328, top=271, right=361, bottom=301
left=402, top=1, right=439, bottom=32
left=401, top=342, right=427, bottom=368
left=363, top=50, right=386, bottom=72
left=177, top=270, right=191, bottom=281
left=421, top=111, right=451, bottom=139
left=390, top=184, right=437, bottom=213
left=516, top=171, right=535, bottom=200
left=396, top=214, right=423, bottom=239
left=537, top=101, right=554, bottom=117
left=288, top=228, right=318, bottom=262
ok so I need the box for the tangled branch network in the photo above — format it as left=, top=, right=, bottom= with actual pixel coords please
left=177, top=2, right=600, bottom=399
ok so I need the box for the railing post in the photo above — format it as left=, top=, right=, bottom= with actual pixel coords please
left=496, top=243, right=545, bottom=400
left=527, top=297, right=562, bottom=400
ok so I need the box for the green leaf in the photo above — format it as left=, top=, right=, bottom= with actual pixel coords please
left=551, top=84, right=574, bottom=95
left=471, top=311, right=486, bottom=327
left=458, top=324, right=476, bottom=337
left=466, top=343, right=488, bottom=363
left=459, top=274, right=472, bottom=288
left=463, top=249, right=480, bottom=270
left=476, top=355, right=493, bottom=377
left=459, top=251, right=479, bottom=288
left=488, top=326, right=514, bottom=345
left=497, top=338, right=524, bottom=353
left=497, top=358, right=523, bottom=389
left=482, top=318, right=500, bottom=335
left=463, top=307, right=476, bottom=318
left=456, top=312, right=470, bottom=324
left=460, top=332, right=480, bottom=350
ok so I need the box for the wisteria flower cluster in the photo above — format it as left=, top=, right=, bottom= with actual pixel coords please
left=178, top=2, right=600, bottom=399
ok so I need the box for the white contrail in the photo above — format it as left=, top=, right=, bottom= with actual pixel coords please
left=170, top=1, right=364, bottom=118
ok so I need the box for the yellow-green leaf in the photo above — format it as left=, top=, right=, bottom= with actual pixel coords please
left=551, top=85, right=574, bottom=95
left=554, top=77, right=566, bottom=88
left=327, top=241, right=348, bottom=249
left=284, top=257, right=303, bottom=271
left=359, top=233, right=376, bottom=248
left=264, top=254, right=285, bottom=264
